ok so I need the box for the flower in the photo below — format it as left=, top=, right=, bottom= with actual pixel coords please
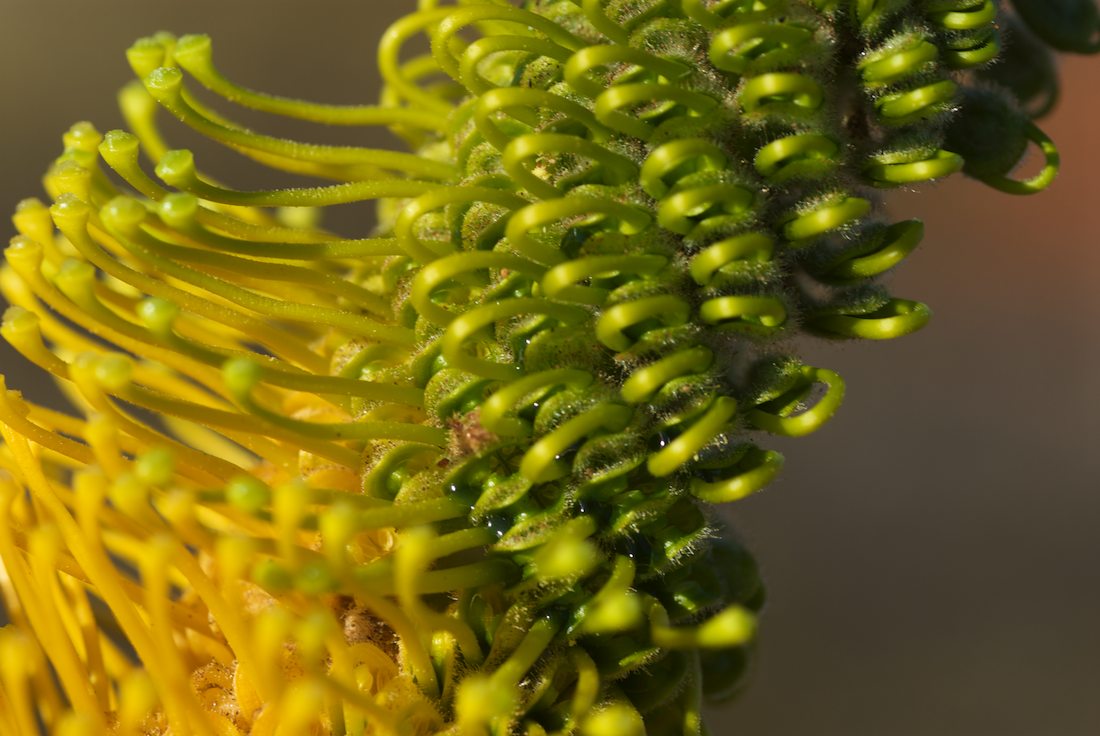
left=0, top=1, right=1090, bottom=734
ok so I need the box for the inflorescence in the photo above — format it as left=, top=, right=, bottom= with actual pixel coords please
left=0, top=1, right=1096, bottom=734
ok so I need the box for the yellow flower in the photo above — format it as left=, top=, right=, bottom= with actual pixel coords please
left=0, top=0, right=1085, bottom=733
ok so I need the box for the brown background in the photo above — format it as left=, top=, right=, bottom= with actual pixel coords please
left=1, top=2, right=1097, bottom=734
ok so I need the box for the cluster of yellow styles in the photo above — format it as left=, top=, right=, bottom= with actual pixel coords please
left=0, top=0, right=1095, bottom=734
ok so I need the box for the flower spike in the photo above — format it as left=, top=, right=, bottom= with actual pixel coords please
left=0, top=1, right=1093, bottom=733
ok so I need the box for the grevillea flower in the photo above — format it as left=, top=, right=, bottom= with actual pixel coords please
left=0, top=1, right=1095, bottom=734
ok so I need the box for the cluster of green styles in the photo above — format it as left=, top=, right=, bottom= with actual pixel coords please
left=0, top=0, right=1095, bottom=734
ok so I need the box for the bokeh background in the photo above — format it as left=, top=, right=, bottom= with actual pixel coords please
left=1, top=2, right=1097, bottom=734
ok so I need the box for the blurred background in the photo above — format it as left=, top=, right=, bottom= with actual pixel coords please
left=1, top=2, right=1097, bottom=734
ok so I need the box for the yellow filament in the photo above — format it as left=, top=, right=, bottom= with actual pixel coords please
left=1, top=429, right=192, bottom=735
left=315, top=675, right=399, bottom=736
left=69, top=360, right=237, bottom=486
left=395, top=527, right=487, bottom=666
left=0, top=506, right=102, bottom=725
left=173, top=32, right=447, bottom=130
left=271, top=680, right=325, bottom=735
left=315, top=617, right=401, bottom=735
left=116, top=80, right=281, bottom=228
left=4, top=518, right=210, bottom=636
left=0, top=383, right=95, bottom=467
left=0, top=628, right=41, bottom=736
left=98, top=215, right=410, bottom=343
left=144, top=70, right=456, bottom=180
left=3, top=260, right=220, bottom=390
left=111, top=366, right=291, bottom=466
left=25, top=527, right=106, bottom=724
left=167, top=537, right=273, bottom=700
left=121, top=381, right=361, bottom=468
left=131, top=235, right=391, bottom=315
left=58, top=576, right=111, bottom=712
left=54, top=209, right=330, bottom=368
left=139, top=536, right=218, bottom=736
left=0, top=687, right=19, bottom=736
left=84, top=414, right=127, bottom=479
left=118, top=80, right=171, bottom=162
left=4, top=246, right=317, bottom=392
left=160, top=415, right=268, bottom=468
left=344, top=584, right=439, bottom=700
left=116, top=670, right=158, bottom=736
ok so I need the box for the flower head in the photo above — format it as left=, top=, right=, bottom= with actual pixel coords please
left=0, top=1, right=1092, bottom=734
